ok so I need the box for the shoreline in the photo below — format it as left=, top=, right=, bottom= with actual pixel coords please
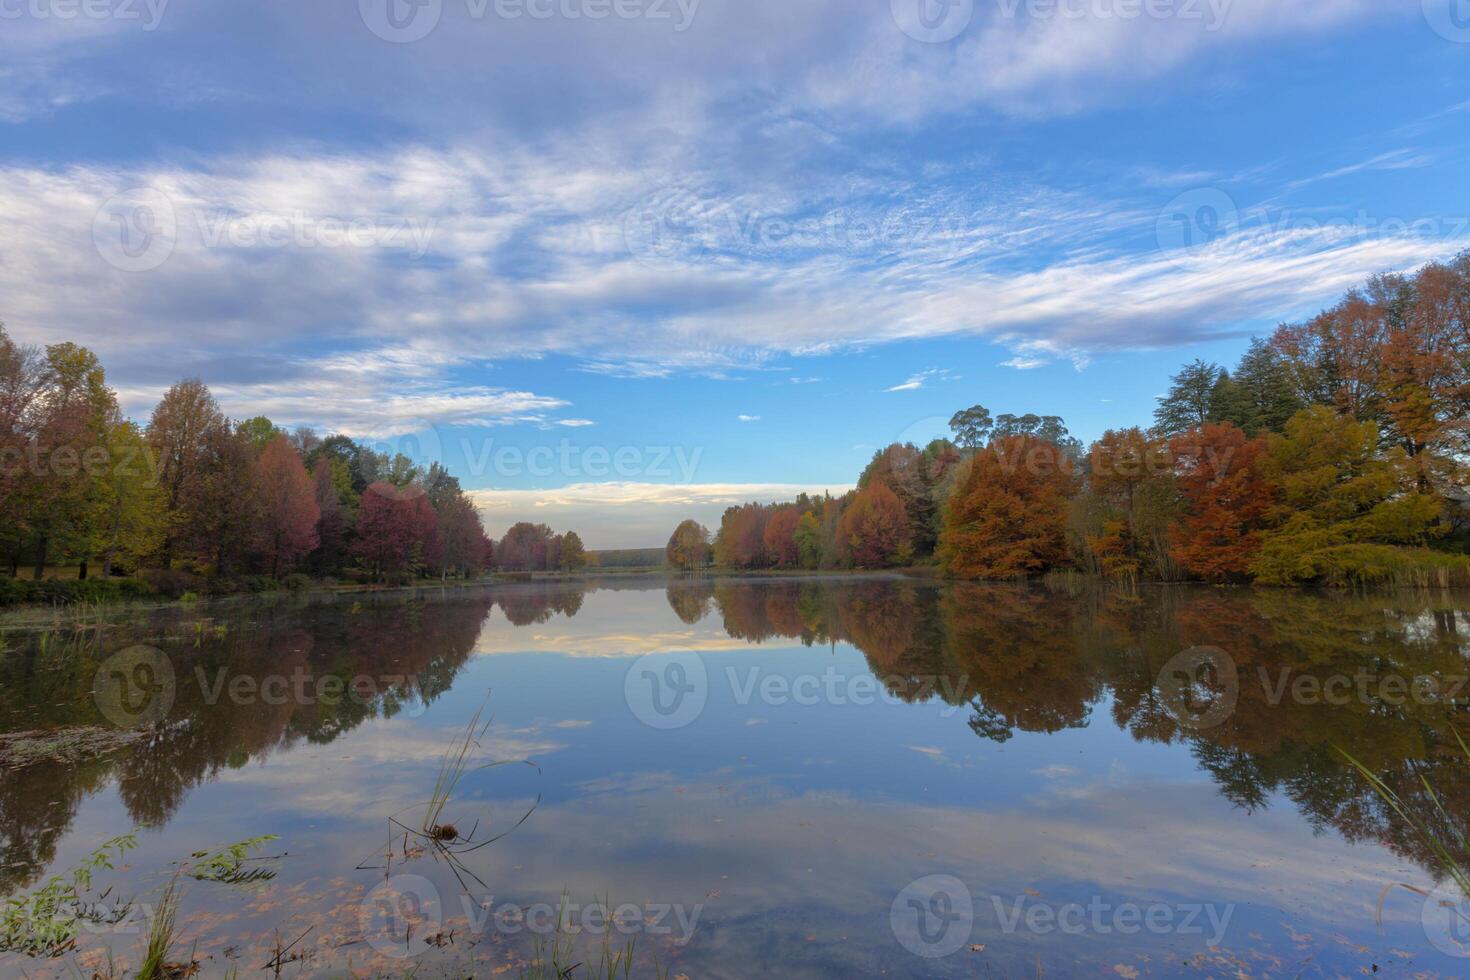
left=5, top=566, right=1470, bottom=625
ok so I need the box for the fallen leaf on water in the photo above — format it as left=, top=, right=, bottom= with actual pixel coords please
left=969, top=944, right=986, bottom=953
left=1113, top=966, right=1140, bottom=979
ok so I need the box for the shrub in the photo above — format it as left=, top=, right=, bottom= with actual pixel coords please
left=0, top=577, right=157, bottom=607
left=283, top=573, right=312, bottom=592
left=140, top=568, right=206, bottom=599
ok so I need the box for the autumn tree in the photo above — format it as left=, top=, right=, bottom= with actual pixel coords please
left=22, top=343, right=120, bottom=577
left=666, top=519, right=712, bottom=571
left=763, top=507, right=802, bottom=568
left=497, top=522, right=557, bottom=571
left=1251, top=407, right=1445, bottom=584
left=836, top=482, right=911, bottom=569
left=86, top=420, right=165, bottom=577
left=183, top=423, right=262, bottom=573
left=147, top=379, right=228, bottom=564
left=1168, top=423, right=1274, bottom=582
left=713, top=504, right=770, bottom=568
left=354, top=483, right=430, bottom=579
left=557, top=531, right=588, bottom=571
left=253, top=434, right=320, bottom=577
left=859, top=443, right=937, bottom=555
left=1083, top=428, right=1177, bottom=579
left=939, top=435, right=1076, bottom=579
left=310, top=456, right=353, bottom=574
left=435, top=491, right=492, bottom=578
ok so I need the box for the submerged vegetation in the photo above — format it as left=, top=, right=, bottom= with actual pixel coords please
left=0, top=833, right=137, bottom=958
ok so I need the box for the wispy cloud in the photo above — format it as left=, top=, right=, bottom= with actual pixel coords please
left=1287, top=148, right=1435, bottom=190
left=885, top=368, right=955, bottom=393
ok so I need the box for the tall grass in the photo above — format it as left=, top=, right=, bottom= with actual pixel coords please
left=1339, top=730, right=1470, bottom=924
left=423, top=699, right=492, bottom=836
left=134, top=875, right=187, bottom=980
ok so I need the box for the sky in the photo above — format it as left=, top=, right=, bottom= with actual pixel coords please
left=3, top=0, right=1470, bottom=547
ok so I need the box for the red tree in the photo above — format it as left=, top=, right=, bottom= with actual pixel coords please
left=762, top=507, right=801, bottom=568
left=310, top=457, right=350, bottom=571
left=1168, top=423, right=1275, bottom=582
left=254, top=435, right=320, bottom=577
left=836, top=483, right=910, bottom=569
left=354, top=482, right=428, bottom=579
left=714, top=504, right=770, bottom=568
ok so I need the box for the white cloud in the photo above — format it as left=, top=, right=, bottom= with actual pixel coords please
left=1000, top=356, right=1048, bottom=370
left=886, top=368, right=955, bottom=392
left=737, top=414, right=761, bottom=422
left=2, top=67, right=1462, bottom=431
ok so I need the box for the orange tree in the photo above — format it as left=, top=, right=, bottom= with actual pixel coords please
left=939, top=435, right=1077, bottom=579
left=1167, top=422, right=1274, bottom=583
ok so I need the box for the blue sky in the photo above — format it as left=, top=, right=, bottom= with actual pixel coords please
left=3, top=0, right=1470, bottom=545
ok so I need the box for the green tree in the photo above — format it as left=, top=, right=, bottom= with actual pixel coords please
left=948, top=405, right=993, bottom=453
left=85, top=420, right=165, bottom=577
left=1211, top=340, right=1303, bottom=435
left=558, top=531, right=588, bottom=571
left=1252, top=407, right=1445, bottom=584
left=237, top=416, right=282, bottom=452
left=794, top=512, right=823, bottom=569
left=1154, top=359, right=1225, bottom=436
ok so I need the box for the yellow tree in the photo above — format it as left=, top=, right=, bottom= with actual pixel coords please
left=1251, top=406, right=1445, bottom=584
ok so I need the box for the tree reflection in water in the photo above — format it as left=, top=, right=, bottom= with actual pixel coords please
left=692, top=578, right=1470, bottom=887
left=0, top=578, right=1466, bottom=909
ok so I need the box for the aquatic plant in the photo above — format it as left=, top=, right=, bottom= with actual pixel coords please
left=187, top=835, right=282, bottom=885
left=1339, top=730, right=1470, bottom=925
left=0, top=832, right=138, bottom=958
left=134, top=874, right=191, bottom=980
left=360, top=693, right=541, bottom=892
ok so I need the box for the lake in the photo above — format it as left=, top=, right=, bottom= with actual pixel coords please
left=1, top=578, right=1468, bottom=977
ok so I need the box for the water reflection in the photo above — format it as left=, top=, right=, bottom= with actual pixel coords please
left=679, top=580, right=1470, bottom=883
left=0, top=579, right=1466, bottom=975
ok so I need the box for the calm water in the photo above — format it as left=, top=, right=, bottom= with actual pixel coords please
left=2, top=579, right=1469, bottom=977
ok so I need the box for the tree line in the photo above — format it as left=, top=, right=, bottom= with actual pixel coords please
left=673, top=252, right=1470, bottom=586
left=0, top=327, right=587, bottom=589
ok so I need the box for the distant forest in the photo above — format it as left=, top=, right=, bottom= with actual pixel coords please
left=0, top=341, right=587, bottom=597
left=668, top=253, right=1470, bottom=587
